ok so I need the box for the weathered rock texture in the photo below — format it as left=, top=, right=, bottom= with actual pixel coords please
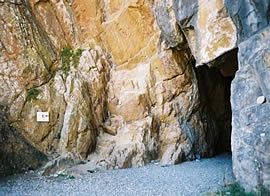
left=231, top=25, right=270, bottom=192
left=0, top=107, right=46, bottom=177
left=225, top=0, right=270, bottom=42
left=174, top=0, right=237, bottom=66
left=0, top=0, right=269, bottom=192
left=0, top=0, right=228, bottom=174
left=226, top=0, right=270, bottom=192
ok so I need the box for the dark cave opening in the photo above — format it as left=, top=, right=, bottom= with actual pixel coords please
left=195, top=48, right=239, bottom=155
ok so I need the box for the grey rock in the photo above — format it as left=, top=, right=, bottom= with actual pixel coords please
left=225, top=0, right=270, bottom=42
left=154, top=0, right=185, bottom=48
left=231, top=26, right=270, bottom=192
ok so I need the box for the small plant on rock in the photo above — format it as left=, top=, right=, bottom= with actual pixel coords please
left=60, top=47, right=73, bottom=75
left=73, top=48, right=83, bottom=68
left=26, top=86, right=40, bottom=101
left=60, top=47, right=83, bottom=76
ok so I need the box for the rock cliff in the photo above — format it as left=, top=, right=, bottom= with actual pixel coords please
left=0, top=0, right=269, bottom=192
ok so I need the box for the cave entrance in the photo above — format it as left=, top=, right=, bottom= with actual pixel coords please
left=196, top=48, right=238, bottom=155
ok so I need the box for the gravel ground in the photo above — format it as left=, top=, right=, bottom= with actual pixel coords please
left=0, top=154, right=233, bottom=196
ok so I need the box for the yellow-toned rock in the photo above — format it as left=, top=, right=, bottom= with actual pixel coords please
left=0, top=0, right=232, bottom=173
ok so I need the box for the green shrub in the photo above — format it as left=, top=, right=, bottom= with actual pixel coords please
left=73, top=48, right=83, bottom=67
left=60, top=47, right=83, bottom=75
left=26, top=87, right=40, bottom=101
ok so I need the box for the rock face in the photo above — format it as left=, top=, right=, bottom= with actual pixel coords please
left=0, top=107, right=46, bottom=177
left=173, top=0, right=237, bottom=66
left=231, top=27, right=270, bottom=192
left=225, top=0, right=270, bottom=42
left=226, top=0, right=270, bottom=192
left=0, top=0, right=269, bottom=192
left=0, top=0, right=221, bottom=173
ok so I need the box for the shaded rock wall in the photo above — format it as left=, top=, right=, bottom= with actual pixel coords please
left=0, top=107, right=46, bottom=177
left=196, top=66, right=233, bottom=154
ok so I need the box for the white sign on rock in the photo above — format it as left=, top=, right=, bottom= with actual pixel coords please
left=37, top=112, right=49, bottom=122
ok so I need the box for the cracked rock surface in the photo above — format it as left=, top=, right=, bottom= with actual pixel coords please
left=1, top=0, right=222, bottom=174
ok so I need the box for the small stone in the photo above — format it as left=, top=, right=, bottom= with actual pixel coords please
left=260, top=133, right=266, bottom=137
left=195, top=154, right=201, bottom=160
left=161, top=164, right=169, bottom=167
left=256, top=96, right=266, bottom=104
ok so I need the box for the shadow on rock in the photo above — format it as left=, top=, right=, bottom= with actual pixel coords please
left=0, top=107, right=47, bottom=178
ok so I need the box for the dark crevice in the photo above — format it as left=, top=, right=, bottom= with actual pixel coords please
left=195, top=48, right=239, bottom=155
